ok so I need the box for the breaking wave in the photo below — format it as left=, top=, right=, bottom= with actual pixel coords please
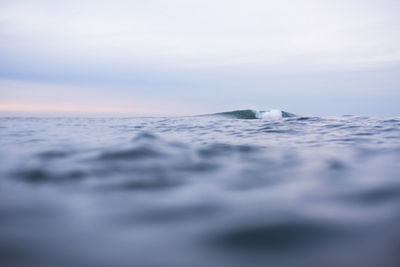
left=213, top=109, right=296, bottom=119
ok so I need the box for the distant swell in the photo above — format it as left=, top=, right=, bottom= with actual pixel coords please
left=213, top=109, right=296, bottom=119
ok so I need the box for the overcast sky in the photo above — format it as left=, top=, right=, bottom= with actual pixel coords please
left=0, top=0, right=399, bottom=116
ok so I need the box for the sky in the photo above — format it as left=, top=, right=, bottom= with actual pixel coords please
left=0, top=0, right=399, bottom=116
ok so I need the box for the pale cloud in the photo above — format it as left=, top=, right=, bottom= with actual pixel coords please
left=1, top=0, right=399, bottom=68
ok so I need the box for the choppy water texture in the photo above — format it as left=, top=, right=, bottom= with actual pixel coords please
left=1, top=111, right=400, bottom=267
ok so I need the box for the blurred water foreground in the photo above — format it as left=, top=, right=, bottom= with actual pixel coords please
left=0, top=114, right=400, bottom=267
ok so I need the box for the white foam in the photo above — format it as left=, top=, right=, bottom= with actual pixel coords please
left=256, top=109, right=283, bottom=120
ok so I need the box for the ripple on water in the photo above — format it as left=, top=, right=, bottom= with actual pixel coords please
left=210, top=219, right=345, bottom=251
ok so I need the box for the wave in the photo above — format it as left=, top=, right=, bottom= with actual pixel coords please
left=212, top=109, right=296, bottom=120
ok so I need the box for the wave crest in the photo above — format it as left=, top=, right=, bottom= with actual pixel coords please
left=214, top=109, right=295, bottom=120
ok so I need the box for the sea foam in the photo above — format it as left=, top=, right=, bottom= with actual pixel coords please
left=255, top=109, right=283, bottom=120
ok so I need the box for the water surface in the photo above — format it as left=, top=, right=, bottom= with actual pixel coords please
left=1, top=111, right=400, bottom=267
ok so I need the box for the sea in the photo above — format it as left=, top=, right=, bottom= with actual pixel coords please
left=0, top=109, right=400, bottom=267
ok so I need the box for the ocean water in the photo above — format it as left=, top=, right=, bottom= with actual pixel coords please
left=1, top=110, right=400, bottom=267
